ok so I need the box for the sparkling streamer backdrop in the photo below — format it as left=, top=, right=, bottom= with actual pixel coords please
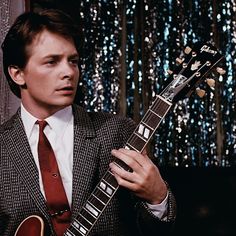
left=31, top=0, right=236, bottom=167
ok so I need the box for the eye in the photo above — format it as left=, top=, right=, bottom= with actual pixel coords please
left=44, top=56, right=59, bottom=66
left=69, top=58, right=79, bottom=65
left=46, top=60, right=56, bottom=65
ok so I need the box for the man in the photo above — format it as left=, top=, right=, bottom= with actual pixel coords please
left=0, top=9, right=176, bottom=236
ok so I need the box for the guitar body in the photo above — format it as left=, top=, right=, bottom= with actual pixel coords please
left=14, top=215, right=44, bottom=236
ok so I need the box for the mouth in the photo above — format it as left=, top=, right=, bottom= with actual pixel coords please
left=57, top=85, right=74, bottom=90
left=56, top=86, right=74, bottom=94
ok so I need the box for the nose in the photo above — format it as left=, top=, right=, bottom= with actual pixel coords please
left=60, top=61, right=79, bottom=79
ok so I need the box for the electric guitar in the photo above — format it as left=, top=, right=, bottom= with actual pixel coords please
left=15, top=42, right=224, bottom=236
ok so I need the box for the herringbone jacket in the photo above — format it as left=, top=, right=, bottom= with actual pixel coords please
left=0, top=104, right=176, bottom=236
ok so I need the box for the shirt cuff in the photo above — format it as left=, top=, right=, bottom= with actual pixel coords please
left=144, top=191, right=168, bottom=220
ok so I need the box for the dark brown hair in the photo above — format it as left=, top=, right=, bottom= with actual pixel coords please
left=1, top=9, right=83, bottom=98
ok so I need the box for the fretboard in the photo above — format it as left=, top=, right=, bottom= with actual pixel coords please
left=64, top=95, right=172, bottom=236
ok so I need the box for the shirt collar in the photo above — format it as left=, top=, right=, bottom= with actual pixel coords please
left=21, top=104, right=73, bottom=139
left=46, top=106, right=73, bottom=137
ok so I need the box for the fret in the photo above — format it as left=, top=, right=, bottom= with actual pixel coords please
left=75, top=215, right=92, bottom=229
left=80, top=208, right=97, bottom=224
left=134, top=122, right=155, bottom=141
left=113, top=158, right=131, bottom=171
left=123, top=96, right=172, bottom=154
left=71, top=217, right=90, bottom=235
left=88, top=195, right=105, bottom=211
left=85, top=202, right=100, bottom=217
left=126, top=133, right=146, bottom=153
left=150, top=95, right=172, bottom=116
left=138, top=120, right=155, bottom=132
left=103, top=171, right=119, bottom=188
left=142, top=110, right=162, bottom=130
left=134, top=129, right=151, bottom=142
left=92, top=193, right=106, bottom=203
left=101, top=171, right=119, bottom=189
left=65, top=228, right=82, bottom=236
left=124, top=143, right=135, bottom=151
left=64, top=230, right=73, bottom=236
left=125, top=143, right=139, bottom=152
left=99, top=181, right=114, bottom=196
left=94, top=186, right=111, bottom=202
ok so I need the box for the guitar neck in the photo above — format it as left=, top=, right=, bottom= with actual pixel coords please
left=64, top=95, right=172, bottom=236
left=125, top=95, right=172, bottom=153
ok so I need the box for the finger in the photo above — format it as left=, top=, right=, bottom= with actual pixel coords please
left=141, top=148, right=147, bottom=156
left=111, top=149, right=142, bottom=172
left=112, top=149, right=163, bottom=186
left=112, top=172, right=139, bottom=191
left=113, top=148, right=152, bottom=169
left=109, top=162, right=136, bottom=183
left=110, top=163, right=140, bottom=191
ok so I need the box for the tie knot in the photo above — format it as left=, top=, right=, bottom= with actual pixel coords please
left=36, top=120, right=48, bottom=131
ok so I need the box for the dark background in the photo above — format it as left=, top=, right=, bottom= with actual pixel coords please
left=161, top=167, right=236, bottom=236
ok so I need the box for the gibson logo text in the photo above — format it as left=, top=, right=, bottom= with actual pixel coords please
left=200, top=45, right=217, bottom=56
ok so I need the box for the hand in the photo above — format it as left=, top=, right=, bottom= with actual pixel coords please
left=109, top=148, right=167, bottom=204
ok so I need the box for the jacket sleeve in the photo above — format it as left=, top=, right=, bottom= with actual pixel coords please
left=135, top=187, right=176, bottom=235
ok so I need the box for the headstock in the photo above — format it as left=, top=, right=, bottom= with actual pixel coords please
left=161, top=42, right=225, bottom=103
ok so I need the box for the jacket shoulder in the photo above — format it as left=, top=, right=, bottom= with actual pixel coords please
left=0, top=112, right=20, bottom=136
left=72, top=104, right=137, bottom=142
left=89, top=110, right=136, bottom=133
left=73, top=104, right=136, bottom=131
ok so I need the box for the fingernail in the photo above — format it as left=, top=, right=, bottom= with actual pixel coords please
left=109, top=163, right=114, bottom=170
left=111, top=149, right=117, bottom=154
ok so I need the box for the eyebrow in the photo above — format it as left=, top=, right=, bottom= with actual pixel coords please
left=68, top=53, right=80, bottom=59
left=43, top=53, right=79, bottom=60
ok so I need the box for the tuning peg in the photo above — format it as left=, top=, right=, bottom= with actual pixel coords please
left=184, top=46, right=192, bottom=54
left=196, top=88, right=206, bottom=98
left=176, top=57, right=184, bottom=65
left=216, top=67, right=226, bottom=75
left=206, top=78, right=215, bottom=88
left=167, top=69, right=173, bottom=75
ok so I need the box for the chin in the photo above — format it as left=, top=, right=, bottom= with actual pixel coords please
left=58, top=101, right=73, bottom=108
left=57, top=96, right=75, bottom=105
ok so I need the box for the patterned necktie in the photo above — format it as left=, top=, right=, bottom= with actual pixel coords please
left=37, top=120, right=71, bottom=236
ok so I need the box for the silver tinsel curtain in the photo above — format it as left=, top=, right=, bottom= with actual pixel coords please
left=0, top=0, right=23, bottom=124
left=19, top=0, right=236, bottom=167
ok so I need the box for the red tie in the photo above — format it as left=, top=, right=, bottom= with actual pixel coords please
left=37, top=120, right=71, bottom=236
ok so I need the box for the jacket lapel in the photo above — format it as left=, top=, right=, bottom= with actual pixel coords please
left=71, top=105, right=100, bottom=218
left=2, top=110, right=50, bottom=222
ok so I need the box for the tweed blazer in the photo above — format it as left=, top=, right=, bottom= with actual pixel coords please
left=0, top=104, right=176, bottom=236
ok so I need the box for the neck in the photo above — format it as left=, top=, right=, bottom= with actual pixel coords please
left=21, top=102, right=70, bottom=120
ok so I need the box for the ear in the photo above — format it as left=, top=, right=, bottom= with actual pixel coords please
left=8, top=65, right=26, bottom=86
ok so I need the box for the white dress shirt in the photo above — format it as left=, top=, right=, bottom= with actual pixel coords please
left=21, top=104, right=74, bottom=206
left=20, top=104, right=168, bottom=219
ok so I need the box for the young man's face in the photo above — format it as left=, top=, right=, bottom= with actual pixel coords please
left=18, top=29, right=80, bottom=118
